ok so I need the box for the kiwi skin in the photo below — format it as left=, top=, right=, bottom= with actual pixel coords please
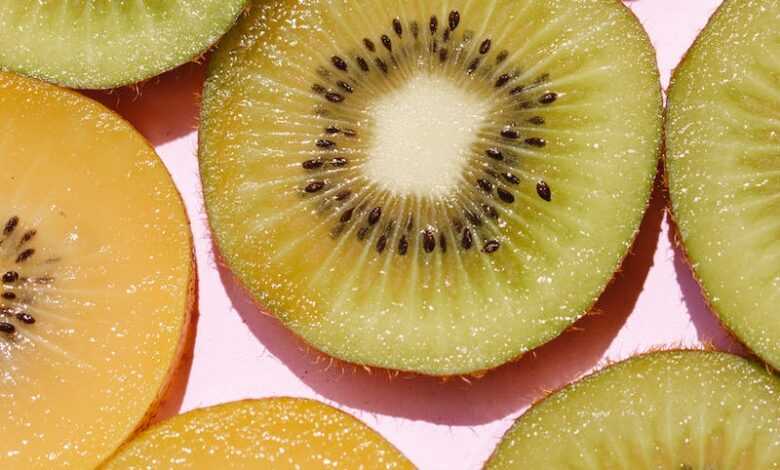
left=28, top=79, right=201, bottom=464
left=198, top=0, right=665, bottom=377
left=662, top=1, right=776, bottom=372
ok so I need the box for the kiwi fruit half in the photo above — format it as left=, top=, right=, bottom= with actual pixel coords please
left=0, top=1, right=247, bottom=89
left=103, top=397, right=414, bottom=468
left=666, top=0, right=780, bottom=369
left=200, top=0, right=663, bottom=375
left=486, top=350, right=780, bottom=468
left=0, top=73, right=195, bottom=467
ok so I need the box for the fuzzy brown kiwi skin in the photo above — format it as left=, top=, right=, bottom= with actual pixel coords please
left=481, top=348, right=773, bottom=468
left=198, top=0, right=663, bottom=378
left=662, top=0, right=778, bottom=373
left=39, top=82, right=201, bottom=466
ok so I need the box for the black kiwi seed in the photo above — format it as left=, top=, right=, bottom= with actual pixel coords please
left=496, top=50, right=508, bottom=64
left=477, top=179, right=493, bottom=193
left=528, top=116, right=545, bottom=125
left=16, top=248, right=34, bottom=263
left=331, top=55, right=348, bottom=71
left=467, top=58, right=480, bottom=74
left=302, top=159, right=323, bottom=170
left=501, top=127, right=519, bottom=139
left=2, top=271, right=18, bottom=283
left=503, top=172, right=520, bottom=185
left=510, top=86, right=525, bottom=96
left=439, top=48, right=449, bottom=63
left=497, top=188, right=515, bottom=203
left=335, top=190, right=351, bottom=201
left=461, top=228, right=473, bottom=250
left=393, top=18, right=403, bottom=36
left=342, top=128, right=357, bottom=137
left=376, top=235, right=387, bottom=253
left=429, top=15, right=438, bottom=34
left=375, top=58, right=388, bottom=74
left=0, top=322, right=15, bottom=334
left=398, top=236, right=409, bottom=255
left=448, top=11, right=460, bottom=31
left=381, top=34, right=392, bottom=51
left=482, top=204, right=498, bottom=219
left=486, top=148, right=503, bottom=161
left=442, top=29, right=451, bottom=43
left=479, top=39, right=491, bottom=54
left=537, top=180, right=552, bottom=201
left=439, top=233, right=447, bottom=253
left=356, top=56, right=369, bottom=71
left=410, top=21, right=419, bottom=38
left=357, top=227, right=369, bottom=241
left=539, top=92, right=558, bottom=104
left=423, top=229, right=436, bottom=253
left=316, top=139, right=336, bottom=149
left=363, top=38, right=375, bottom=52
left=4, top=216, right=18, bottom=235
left=340, top=207, right=354, bottom=223
left=525, top=137, right=546, bottom=148
left=325, top=92, right=344, bottom=103
left=311, top=84, right=326, bottom=95
left=464, top=210, right=482, bottom=227
left=495, top=73, right=511, bottom=88
left=305, top=181, right=325, bottom=193
left=16, top=313, right=34, bottom=324
left=325, top=126, right=340, bottom=134
left=2, top=292, right=16, bottom=300
left=368, top=207, right=382, bottom=225
left=483, top=240, right=500, bottom=253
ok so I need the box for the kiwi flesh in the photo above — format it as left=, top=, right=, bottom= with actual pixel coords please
left=666, top=0, right=780, bottom=369
left=0, top=0, right=247, bottom=89
left=200, top=0, right=663, bottom=375
left=102, top=397, right=414, bottom=468
left=0, top=73, right=194, bottom=468
left=486, top=350, right=780, bottom=468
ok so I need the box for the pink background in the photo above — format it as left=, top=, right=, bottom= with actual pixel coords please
left=87, top=1, right=742, bottom=468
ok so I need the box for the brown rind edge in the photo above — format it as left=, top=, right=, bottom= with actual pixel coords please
left=196, top=0, right=665, bottom=379
left=98, top=397, right=415, bottom=469
left=481, top=348, right=778, bottom=468
left=662, top=0, right=778, bottom=373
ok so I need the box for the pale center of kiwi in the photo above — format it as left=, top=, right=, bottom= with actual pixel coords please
left=363, top=73, right=488, bottom=197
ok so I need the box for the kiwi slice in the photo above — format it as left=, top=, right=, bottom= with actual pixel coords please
left=0, top=73, right=194, bottom=467
left=200, top=0, right=663, bottom=375
left=0, top=1, right=247, bottom=89
left=103, top=398, right=413, bottom=468
left=666, top=0, right=780, bottom=369
left=486, top=350, right=780, bottom=468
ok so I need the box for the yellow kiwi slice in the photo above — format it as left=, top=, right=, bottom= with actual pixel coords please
left=199, top=0, right=663, bottom=375
left=103, top=398, right=414, bottom=469
left=666, top=0, right=780, bottom=369
left=486, top=351, right=780, bottom=469
left=0, top=1, right=247, bottom=89
left=0, top=72, right=194, bottom=468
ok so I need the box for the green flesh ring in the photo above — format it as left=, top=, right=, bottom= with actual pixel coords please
left=200, top=0, right=662, bottom=375
left=666, top=0, right=780, bottom=369
left=0, top=1, right=247, bottom=89
left=486, top=350, right=780, bottom=469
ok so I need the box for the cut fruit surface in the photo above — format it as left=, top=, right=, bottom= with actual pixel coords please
left=0, top=0, right=247, bottom=89
left=666, top=0, right=780, bottom=369
left=0, top=73, right=194, bottom=467
left=200, top=0, right=663, bottom=375
left=103, top=398, right=414, bottom=469
left=486, top=350, right=780, bottom=469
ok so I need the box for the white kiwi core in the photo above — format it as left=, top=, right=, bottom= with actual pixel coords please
left=364, top=73, right=488, bottom=197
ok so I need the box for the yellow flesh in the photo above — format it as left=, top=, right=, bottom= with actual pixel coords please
left=666, top=0, right=780, bottom=369
left=0, top=0, right=247, bottom=89
left=200, top=0, right=662, bottom=375
left=103, top=398, right=414, bottom=469
left=486, top=351, right=780, bottom=469
left=0, top=73, right=193, bottom=468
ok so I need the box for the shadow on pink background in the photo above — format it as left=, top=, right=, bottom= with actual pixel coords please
left=80, top=1, right=743, bottom=467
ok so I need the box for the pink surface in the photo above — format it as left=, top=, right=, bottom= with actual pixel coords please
left=87, top=1, right=743, bottom=468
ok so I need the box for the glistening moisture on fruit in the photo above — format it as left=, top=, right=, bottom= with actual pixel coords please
left=0, top=1, right=248, bottom=89
left=103, top=398, right=413, bottom=469
left=0, top=72, right=194, bottom=468
left=486, top=351, right=780, bottom=469
left=200, top=0, right=663, bottom=375
left=666, top=0, right=780, bottom=369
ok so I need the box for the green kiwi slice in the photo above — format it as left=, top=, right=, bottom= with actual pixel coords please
left=0, top=1, right=247, bottom=89
left=486, top=350, right=780, bottom=469
left=666, top=0, right=780, bottom=369
left=200, top=0, right=663, bottom=375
